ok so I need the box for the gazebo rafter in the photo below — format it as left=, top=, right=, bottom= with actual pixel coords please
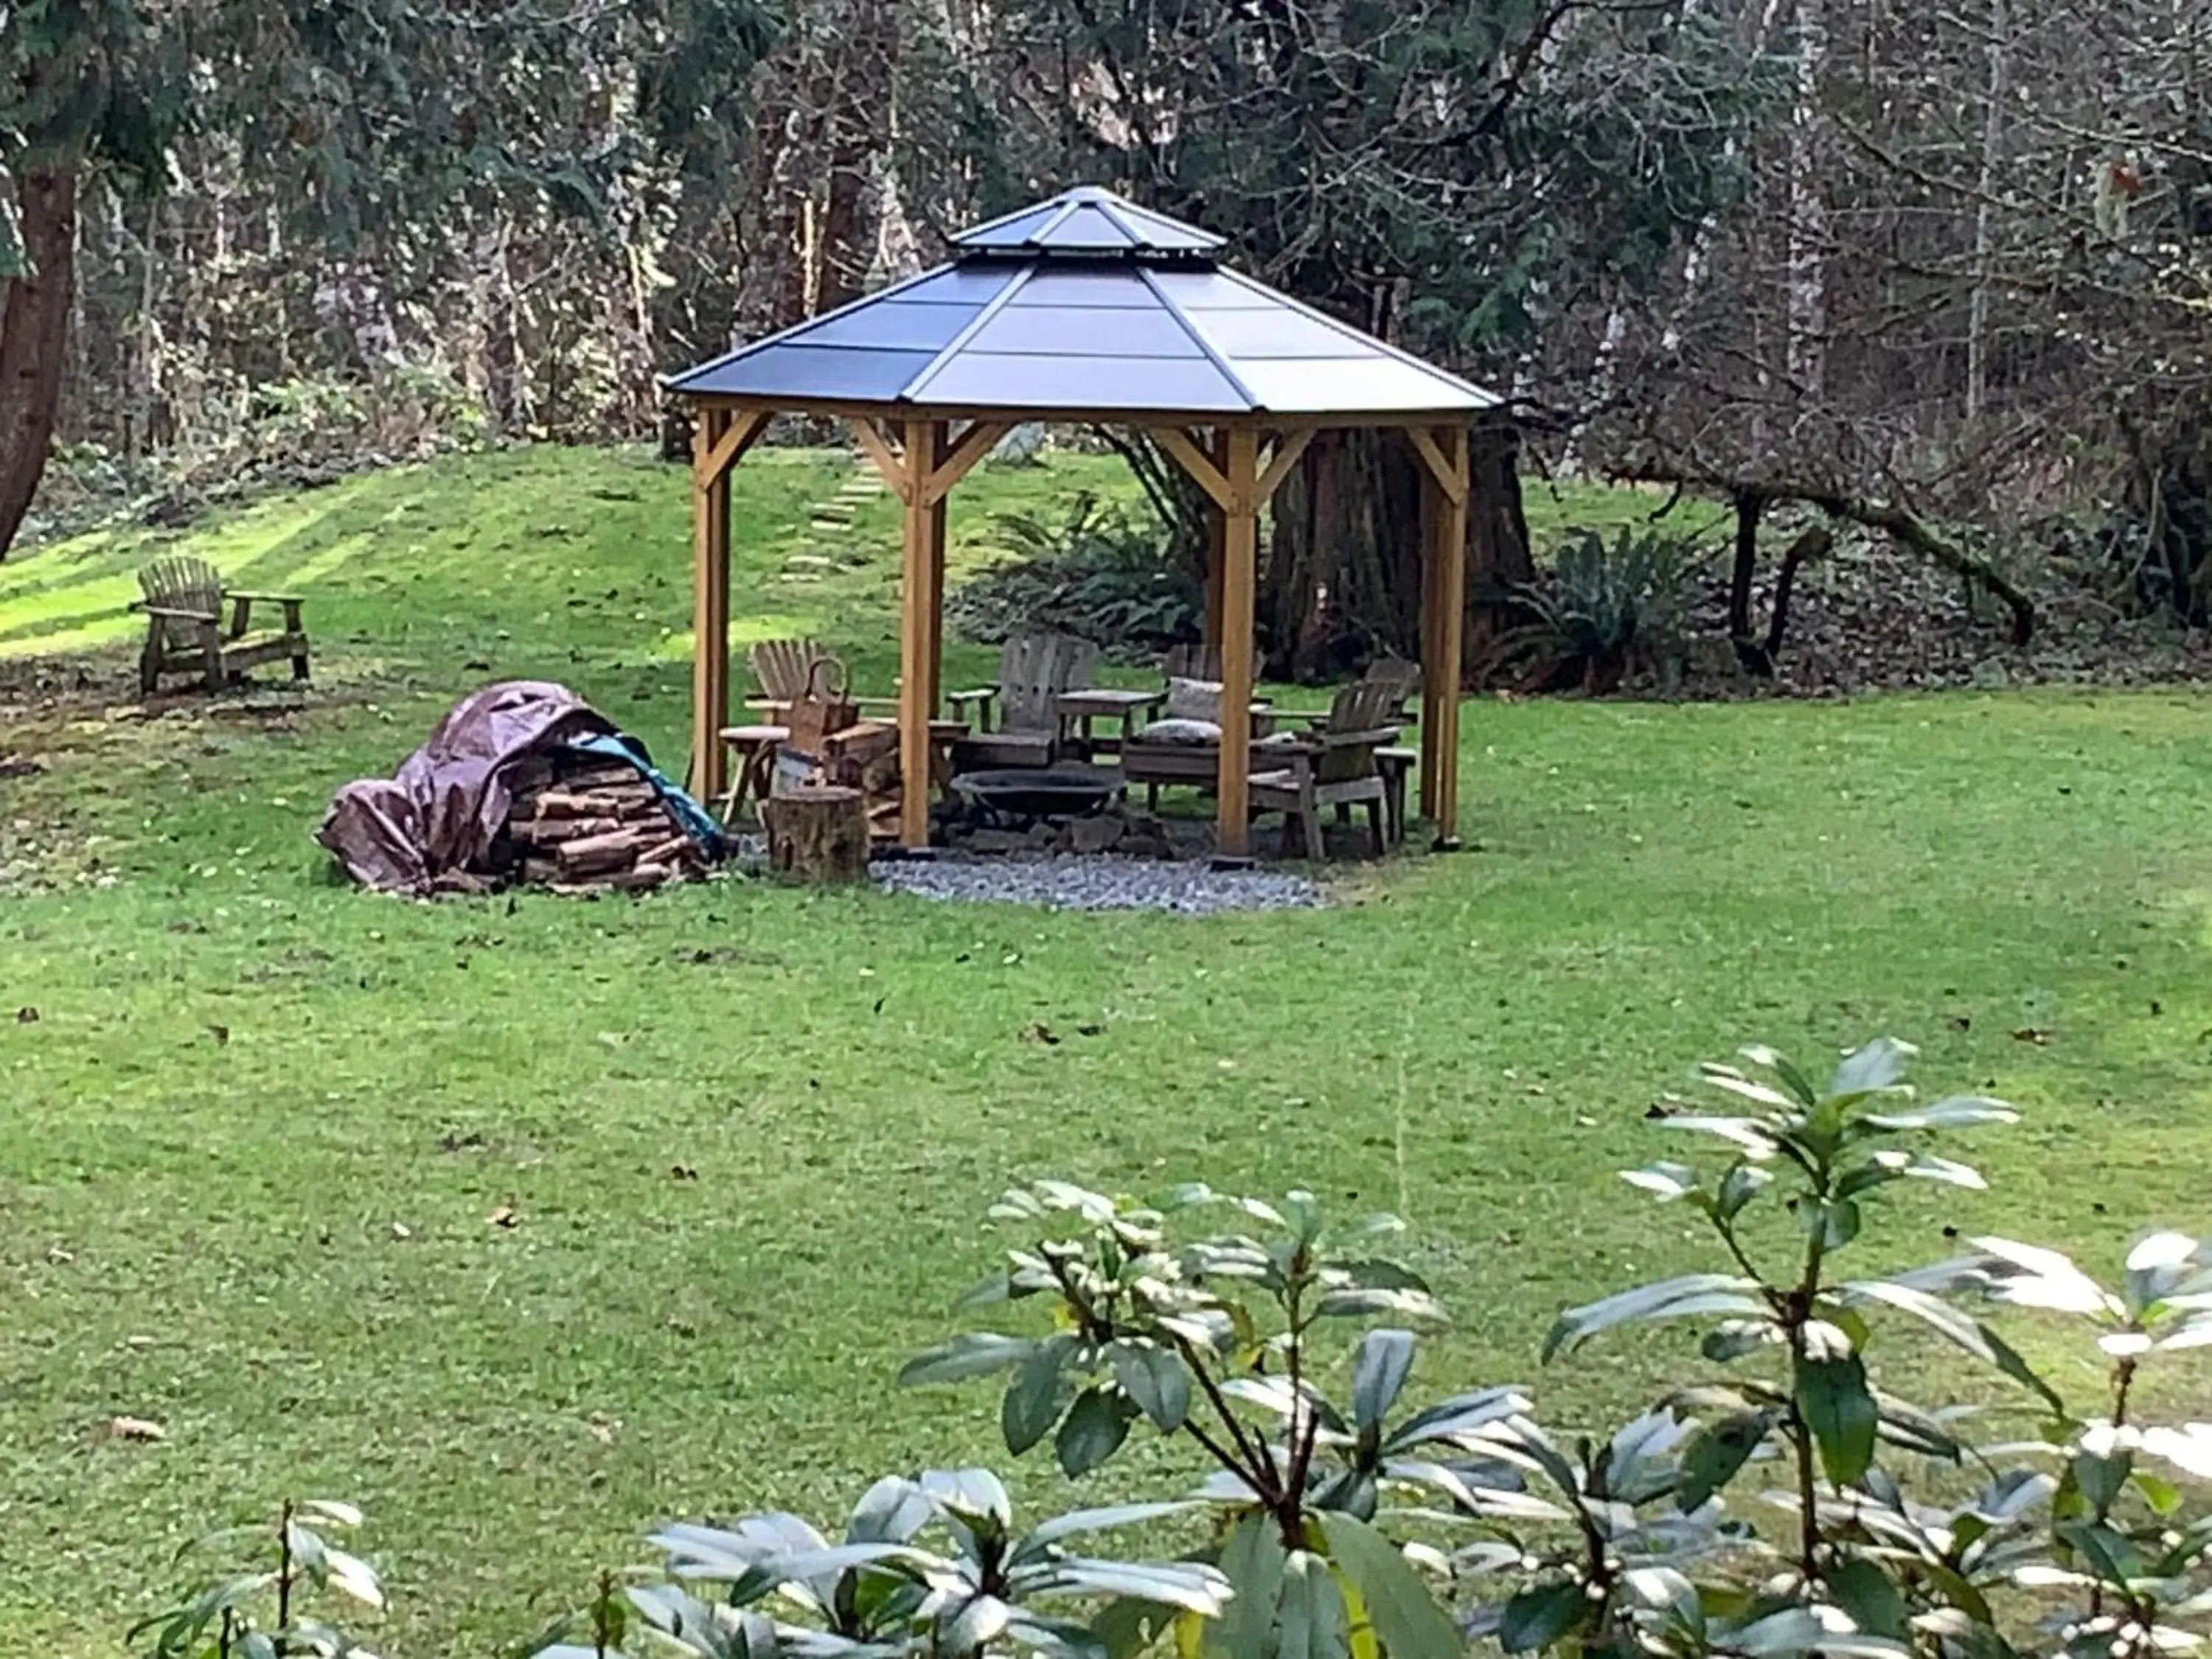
left=665, top=184, right=1500, bottom=857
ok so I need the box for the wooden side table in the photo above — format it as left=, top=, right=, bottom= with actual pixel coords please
left=717, top=724, right=789, bottom=824
left=1056, top=688, right=1165, bottom=757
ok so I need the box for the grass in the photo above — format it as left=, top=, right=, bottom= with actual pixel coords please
left=3, top=445, right=2212, bottom=1655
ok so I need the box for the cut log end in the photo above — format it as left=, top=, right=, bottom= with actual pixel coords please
left=761, top=785, right=870, bottom=883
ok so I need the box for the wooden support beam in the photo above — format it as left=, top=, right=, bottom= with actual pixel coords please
left=1153, top=425, right=1234, bottom=511
left=1216, top=428, right=1261, bottom=858
left=922, top=420, right=1011, bottom=506
left=700, top=408, right=771, bottom=488
left=899, top=420, right=948, bottom=848
left=1406, top=425, right=1470, bottom=506
left=1254, top=429, right=1317, bottom=510
left=1203, top=428, right=1229, bottom=648
left=1416, top=429, right=1469, bottom=849
left=850, top=417, right=912, bottom=503
left=689, top=407, right=736, bottom=804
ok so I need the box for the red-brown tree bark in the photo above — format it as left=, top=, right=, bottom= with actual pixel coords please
left=0, top=167, right=80, bottom=559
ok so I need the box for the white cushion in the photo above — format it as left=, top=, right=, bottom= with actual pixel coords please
left=1164, top=677, right=1224, bottom=722
left=1141, top=717, right=1222, bottom=745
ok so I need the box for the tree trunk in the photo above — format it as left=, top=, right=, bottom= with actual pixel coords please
left=1728, top=488, right=1767, bottom=670
left=0, top=167, right=80, bottom=560
left=1259, top=415, right=1530, bottom=682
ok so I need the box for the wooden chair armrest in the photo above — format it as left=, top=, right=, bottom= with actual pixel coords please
left=136, top=604, right=218, bottom=622
left=946, top=688, right=998, bottom=730
left=225, top=590, right=303, bottom=604
left=1317, top=726, right=1402, bottom=748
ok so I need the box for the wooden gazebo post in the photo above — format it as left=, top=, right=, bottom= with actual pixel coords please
left=687, top=405, right=767, bottom=804
left=1408, top=423, right=1471, bottom=849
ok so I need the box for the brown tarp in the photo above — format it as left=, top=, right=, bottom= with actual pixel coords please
left=317, top=681, right=616, bottom=894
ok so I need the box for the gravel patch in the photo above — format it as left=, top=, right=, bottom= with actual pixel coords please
left=871, top=852, right=1324, bottom=914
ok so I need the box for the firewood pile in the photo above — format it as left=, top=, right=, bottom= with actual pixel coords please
left=495, top=751, right=709, bottom=894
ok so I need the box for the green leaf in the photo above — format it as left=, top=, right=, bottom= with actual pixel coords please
left=1004, top=1335, right=1076, bottom=1455
left=1795, top=1352, right=1879, bottom=1485
left=2133, top=1470, right=2183, bottom=1517
left=1826, top=1558, right=1909, bottom=1639
left=1739, top=1045, right=1820, bottom=1107
left=2072, top=1450, right=2130, bottom=1517
left=1840, top=1279, right=2066, bottom=1414
left=1214, top=1515, right=1290, bottom=1659
left=1313, top=1286, right=1444, bottom=1321
left=900, top=1332, right=1038, bottom=1387
left=1312, top=1514, right=1459, bottom=1659
left=1497, top=1579, right=1586, bottom=1654
left=1861, top=1096, right=2019, bottom=1130
left=1055, top=1386, right=1135, bottom=1477
left=1543, top=1273, right=1765, bottom=1362
left=1803, top=1198, right=1860, bottom=1249
left=1110, top=1341, right=1190, bottom=1433
left=1279, top=1553, right=1352, bottom=1659
left=1677, top=1409, right=1778, bottom=1510
left=1716, top=1164, right=1773, bottom=1219
left=2056, top=1520, right=2146, bottom=1588
left=1830, top=1037, right=1915, bottom=1099
left=1350, top=1329, right=1416, bottom=1430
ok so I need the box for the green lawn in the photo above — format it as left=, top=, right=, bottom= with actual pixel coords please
left=2, top=446, right=2211, bottom=1655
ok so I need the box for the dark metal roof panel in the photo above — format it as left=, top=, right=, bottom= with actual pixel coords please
left=1006, top=270, right=1170, bottom=308
left=1236, top=357, right=1498, bottom=413
left=1188, top=307, right=1377, bottom=361
left=966, top=305, right=1204, bottom=358
left=802, top=301, right=982, bottom=354
left=895, top=266, right=1025, bottom=306
left=675, top=343, right=940, bottom=402
left=914, top=352, right=1248, bottom=411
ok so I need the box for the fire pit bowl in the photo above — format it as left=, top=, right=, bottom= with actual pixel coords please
left=952, top=763, right=1125, bottom=823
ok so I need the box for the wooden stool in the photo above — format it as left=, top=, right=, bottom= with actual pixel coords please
left=717, top=724, right=787, bottom=824
left=762, top=785, right=869, bottom=883
left=1375, top=745, right=1416, bottom=846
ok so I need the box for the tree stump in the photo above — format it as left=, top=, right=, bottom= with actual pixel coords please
left=761, top=785, right=870, bottom=883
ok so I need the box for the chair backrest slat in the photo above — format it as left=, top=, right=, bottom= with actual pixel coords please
left=1313, top=679, right=1400, bottom=785
left=1000, top=632, right=1096, bottom=731
left=751, top=638, right=829, bottom=703
left=1164, top=642, right=1222, bottom=682
left=1361, top=655, right=1422, bottom=719
left=139, top=557, right=223, bottom=650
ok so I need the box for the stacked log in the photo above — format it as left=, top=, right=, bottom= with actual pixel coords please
left=498, top=753, right=709, bottom=895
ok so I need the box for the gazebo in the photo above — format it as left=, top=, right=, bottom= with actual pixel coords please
left=664, top=185, right=1500, bottom=858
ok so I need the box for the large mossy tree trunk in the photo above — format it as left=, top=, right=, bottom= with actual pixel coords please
left=1259, top=414, right=1531, bottom=683
left=0, top=167, right=80, bottom=560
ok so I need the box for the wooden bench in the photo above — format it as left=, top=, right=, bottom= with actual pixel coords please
left=133, top=555, right=310, bottom=695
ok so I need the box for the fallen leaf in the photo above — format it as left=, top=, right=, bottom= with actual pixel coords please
left=2011, top=1026, right=2051, bottom=1045
left=1948, top=1015, right=1971, bottom=1032
left=15, top=1006, right=38, bottom=1023
left=669, top=1164, right=698, bottom=1181
left=206, top=1024, right=229, bottom=1046
left=1023, top=1023, right=1061, bottom=1046
left=108, top=1416, right=167, bottom=1442
left=487, top=1206, right=519, bottom=1228
left=390, top=1221, right=414, bottom=1240
left=1076, top=1023, right=1105, bottom=1037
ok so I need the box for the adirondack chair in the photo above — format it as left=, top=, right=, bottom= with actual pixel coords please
left=1163, top=642, right=1222, bottom=681
left=745, top=637, right=898, bottom=717
left=1362, top=655, right=1422, bottom=723
left=1249, top=678, right=1402, bottom=860
left=949, top=633, right=1098, bottom=769
left=133, top=556, right=310, bottom=695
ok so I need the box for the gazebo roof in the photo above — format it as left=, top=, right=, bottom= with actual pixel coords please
left=665, top=185, right=1499, bottom=420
